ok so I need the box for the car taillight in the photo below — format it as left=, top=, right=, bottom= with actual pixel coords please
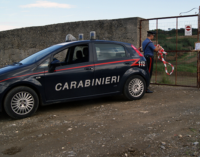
left=131, top=45, right=143, bottom=57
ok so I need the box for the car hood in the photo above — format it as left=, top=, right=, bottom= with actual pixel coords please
left=0, top=64, right=31, bottom=79
left=0, top=64, right=36, bottom=88
left=0, top=64, right=23, bottom=74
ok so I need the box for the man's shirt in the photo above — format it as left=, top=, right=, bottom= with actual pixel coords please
left=142, top=38, right=155, bottom=56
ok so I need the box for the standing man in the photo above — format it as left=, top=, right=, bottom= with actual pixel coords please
left=142, top=31, right=161, bottom=93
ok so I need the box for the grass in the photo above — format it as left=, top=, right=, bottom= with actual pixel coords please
left=154, top=62, right=197, bottom=73
left=179, top=53, right=196, bottom=60
left=151, top=74, right=197, bottom=86
left=153, top=53, right=197, bottom=74
left=177, top=64, right=197, bottom=73
left=150, top=28, right=198, bottom=51
left=158, top=72, right=173, bottom=84
left=159, top=38, right=197, bottom=51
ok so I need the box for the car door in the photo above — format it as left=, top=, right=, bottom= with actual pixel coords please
left=93, top=42, right=133, bottom=95
left=44, top=43, right=95, bottom=101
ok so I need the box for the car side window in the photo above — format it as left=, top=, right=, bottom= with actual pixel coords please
left=68, top=45, right=89, bottom=64
left=53, top=49, right=68, bottom=63
left=95, top=44, right=126, bottom=61
left=38, top=58, right=50, bottom=69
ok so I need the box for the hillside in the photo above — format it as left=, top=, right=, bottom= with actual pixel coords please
left=150, top=28, right=198, bottom=51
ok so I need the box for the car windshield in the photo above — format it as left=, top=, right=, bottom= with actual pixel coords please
left=19, top=45, right=63, bottom=65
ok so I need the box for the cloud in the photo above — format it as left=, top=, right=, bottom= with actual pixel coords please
left=20, top=1, right=74, bottom=8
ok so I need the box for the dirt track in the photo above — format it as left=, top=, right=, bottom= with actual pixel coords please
left=0, top=85, right=200, bottom=157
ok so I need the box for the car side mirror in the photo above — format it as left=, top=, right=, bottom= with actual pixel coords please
left=48, top=59, right=61, bottom=73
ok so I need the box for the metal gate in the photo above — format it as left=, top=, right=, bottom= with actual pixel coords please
left=140, top=14, right=200, bottom=88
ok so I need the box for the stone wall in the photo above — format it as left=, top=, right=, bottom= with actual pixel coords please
left=0, top=17, right=148, bottom=67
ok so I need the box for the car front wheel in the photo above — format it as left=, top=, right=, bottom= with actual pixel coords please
left=4, top=86, right=39, bottom=119
left=123, top=75, right=146, bottom=100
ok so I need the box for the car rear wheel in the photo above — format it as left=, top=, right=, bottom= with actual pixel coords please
left=4, top=86, right=39, bottom=119
left=123, top=75, right=146, bottom=100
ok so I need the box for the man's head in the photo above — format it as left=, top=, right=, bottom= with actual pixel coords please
left=147, top=31, right=156, bottom=40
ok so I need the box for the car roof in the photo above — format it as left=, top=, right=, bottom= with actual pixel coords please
left=56, top=40, right=132, bottom=47
left=93, top=40, right=131, bottom=46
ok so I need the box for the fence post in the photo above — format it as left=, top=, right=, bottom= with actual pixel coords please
left=155, top=19, right=158, bottom=83
left=198, top=7, right=200, bottom=88
left=175, top=18, right=178, bottom=85
left=198, top=6, right=200, bottom=42
left=198, top=52, right=200, bottom=88
left=139, top=20, right=142, bottom=48
left=198, top=6, right=200, bottom=88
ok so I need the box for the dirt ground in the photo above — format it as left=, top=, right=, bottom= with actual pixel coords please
left=0, top=85, right=200, bottom=157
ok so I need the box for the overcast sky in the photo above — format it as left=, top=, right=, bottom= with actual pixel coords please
left=0, top=0, right=199, bottom=31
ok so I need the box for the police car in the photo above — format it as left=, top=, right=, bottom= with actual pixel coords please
left=0, top=32, right=150, bottom=119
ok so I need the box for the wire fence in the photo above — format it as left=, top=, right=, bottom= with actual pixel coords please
left=140, top=14, right=199, bottom=87
left=151, top=51, right=197, bottom=87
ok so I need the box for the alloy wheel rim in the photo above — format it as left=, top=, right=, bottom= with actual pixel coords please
left=128, top=78, right=144, bottom=97
left=11, top=92, right=34, bottom=115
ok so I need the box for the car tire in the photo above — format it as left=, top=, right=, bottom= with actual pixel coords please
left=4, top=86, right=39, bottom=119
left=123, top=75, right=146, bottom=100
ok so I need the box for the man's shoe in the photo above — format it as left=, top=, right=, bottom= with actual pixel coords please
left=146, top=89, right=153, bottom=93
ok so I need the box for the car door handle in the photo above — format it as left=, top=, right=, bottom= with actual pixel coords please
left=85, top=67, right=94, bottom=70
left=124, top=62, right=131, bottom=65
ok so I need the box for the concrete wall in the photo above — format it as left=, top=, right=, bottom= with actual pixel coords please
left=0, top=17, right=148, bottom=67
